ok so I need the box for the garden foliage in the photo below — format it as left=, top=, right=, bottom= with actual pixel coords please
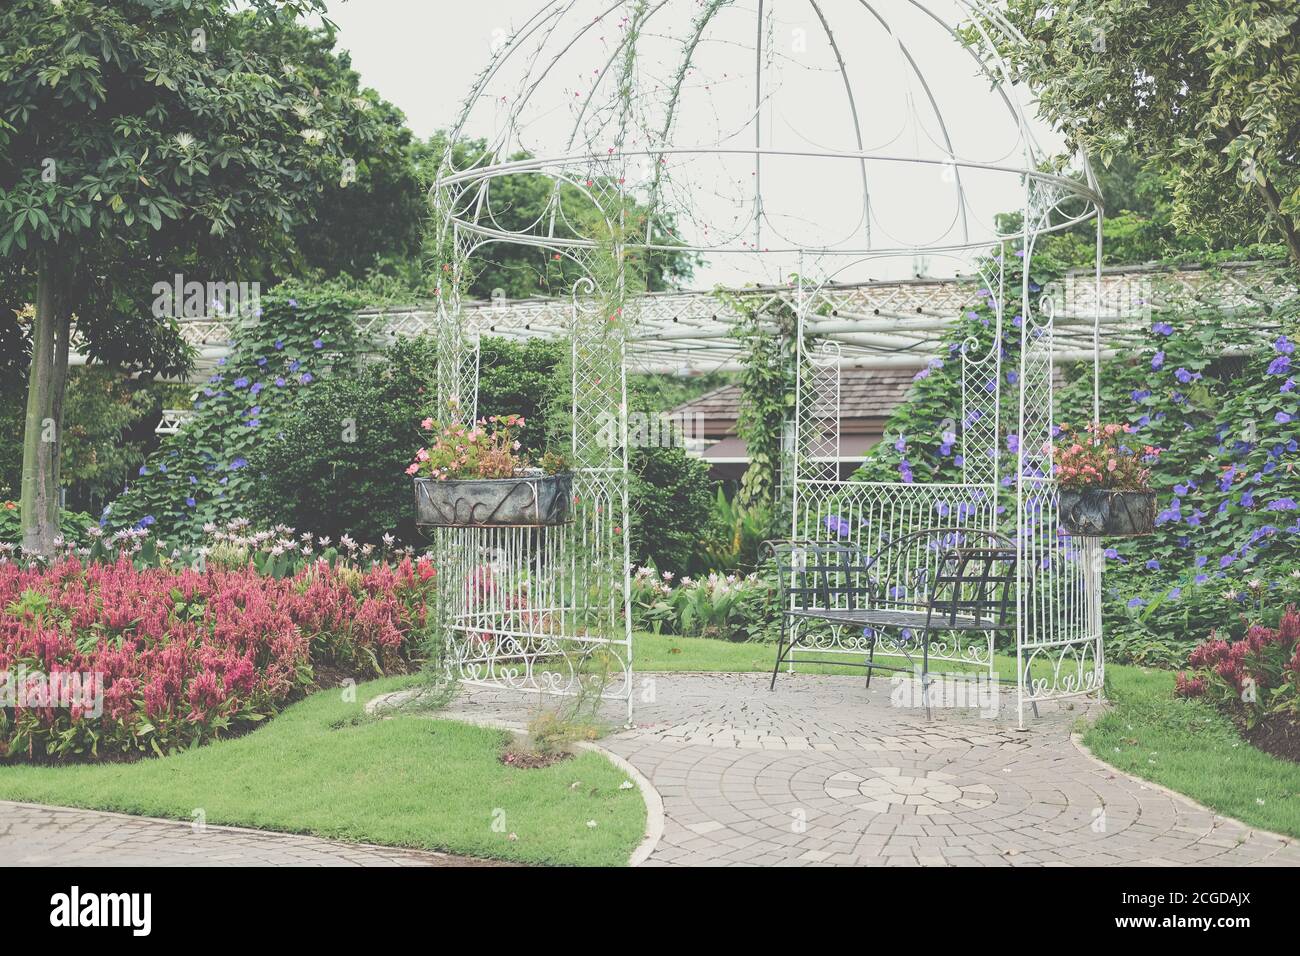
left=106, top=286, right=367, bottom=544
left=850, top=253, right=1300, bottom=664
left=0, top=552, right=433, bottom=762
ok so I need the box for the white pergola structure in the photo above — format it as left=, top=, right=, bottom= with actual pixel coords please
left=428, top=0, right=1107, bottom=725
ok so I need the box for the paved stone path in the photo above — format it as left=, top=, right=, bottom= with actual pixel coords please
left=447, top=672, right=1300, bottom=867
left=2, top=672, right=1297, bottom=867
left=0, top=802, right=498, bottom=866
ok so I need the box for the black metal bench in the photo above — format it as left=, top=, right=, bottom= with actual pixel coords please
left=762, top=528, right=1020, bottom=717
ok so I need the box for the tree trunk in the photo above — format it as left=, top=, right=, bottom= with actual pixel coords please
left=1251, top=168, right=1300, bottom=270
left=19, top=252, right=71, bottom=557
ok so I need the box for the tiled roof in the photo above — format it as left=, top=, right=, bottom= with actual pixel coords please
left=672, top=368, right=921, bottom=422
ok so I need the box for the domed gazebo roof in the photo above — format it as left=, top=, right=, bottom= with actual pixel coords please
left=433, top=0, right=1100, bottom=269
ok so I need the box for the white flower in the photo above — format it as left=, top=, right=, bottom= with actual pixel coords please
left=382, top=533, right=395, bottom=548
left=300, top=128, right=326, bottom=147
left=318, top=536, right=331, bottom=547
left=172, top=132, right=196, bottom=151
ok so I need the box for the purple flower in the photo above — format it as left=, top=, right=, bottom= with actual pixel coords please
left=288, top=360, right=301, bottom=373
left=274, top=339, right=284, bottom=350
left=1152, top=322, right=1173, bottom=336
left=312, top=338, right=324, bottom=349
left=230, top=458, right=248, bottom=470
left=299, top=372, right=313, bottom=384
left=288, top=299, right=298, bottom=308
left=233, top=377, right=249, bottom=389
left=1267, top=498, right=1298, bottom=511
left=1174, top=368, right=1199, bottom=384
left=256, top=357, right=267, bottom=366
left=1151, top=351, right=1165, bottom=371
left=275, top=376, right=286, bottom=387
left=250, top=382, right=264, bottom=396
left=1276, top=412, right=1293, bottom=424
left=1268, top=355, right=1291, bottom=375
left=185, top=497, right=196, bottom=507
left=1282, top=378, right=1296, bottom=393
left=1276, top=336, right=1295, bottom=354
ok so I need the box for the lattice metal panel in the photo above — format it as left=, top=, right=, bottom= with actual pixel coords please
left=791, top=482, right=999, bottom=670
left=797, top=341, right=842, bottom=484
left=1014, top=238, right=1103, bottom=725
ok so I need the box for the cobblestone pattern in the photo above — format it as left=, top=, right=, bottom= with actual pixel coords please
left=446, top=672, right=1300, bottom=868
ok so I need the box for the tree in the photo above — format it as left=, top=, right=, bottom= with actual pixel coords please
left=980, top=0, right=1300, bottom=268
left=0, top=0, right=395, bottom=554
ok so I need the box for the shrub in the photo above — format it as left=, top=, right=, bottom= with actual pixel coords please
left=0, top=501, right=95, bottom=551
left=0, top=553, right=434, bottom=762
left=106, top=285, right=369, bottom=543
left=246, top=336, right=437, bottom=544
left=631, top=564, right=777, bottom=642
left=628, top=444, right=713, bottom=576
left=1175, top=605, right=1300, bottom=727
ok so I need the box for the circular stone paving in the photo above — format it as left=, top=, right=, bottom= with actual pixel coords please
left=444, top=671, right=1300, bottom=867
left=826, top=768, right=996, bottom=816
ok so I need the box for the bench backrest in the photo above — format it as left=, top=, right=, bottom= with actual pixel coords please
left=765, top=529, right=1018, bottom=630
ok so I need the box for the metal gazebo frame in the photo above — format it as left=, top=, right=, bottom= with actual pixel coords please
left=427, top=0, right=1106, bottom=726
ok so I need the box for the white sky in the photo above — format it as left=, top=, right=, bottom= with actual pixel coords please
left=321, top=0, right=1078, bottom=287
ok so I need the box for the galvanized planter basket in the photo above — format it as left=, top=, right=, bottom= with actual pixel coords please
left=1058, top=488, right=1156, bottom=537
left=414, top=472, right=573, bottom=528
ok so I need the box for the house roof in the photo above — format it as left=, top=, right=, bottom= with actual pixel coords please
left=671, top=368, right=921, bottom=424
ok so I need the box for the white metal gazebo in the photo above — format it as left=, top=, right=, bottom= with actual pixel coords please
left=429, top=0, right=1106, bottom=726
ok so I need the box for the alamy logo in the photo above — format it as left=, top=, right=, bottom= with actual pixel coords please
left=151, top=274, right=260, bottom=320
left=49, top=886, right=151, bottom=936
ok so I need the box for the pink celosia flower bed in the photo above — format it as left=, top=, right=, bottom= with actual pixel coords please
left=0, top=555, right=434, bottom=762
left=1175, top=605, right=1300, bottom=726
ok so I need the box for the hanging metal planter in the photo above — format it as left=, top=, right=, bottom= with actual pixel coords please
left=414, top=472, right=573, bottom=528
left=1058, top=488, right=1156, bottom=537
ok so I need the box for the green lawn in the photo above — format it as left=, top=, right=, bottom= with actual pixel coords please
left=0, top=677, right=645, bottom=867
left=634, top=631, right=1300, bottom=838
left=633, top=630, right=1023, bottom=677
left=6, top=633, right=1297, bottom=863
left=1082, top=665, right=1300, bottom=838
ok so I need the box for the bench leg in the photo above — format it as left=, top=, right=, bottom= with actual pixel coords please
left=921, top=628, right=932, bottom=721
left=770, top=617, right=789, bottom=691
left=864, top=629, right=878, bottom=689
